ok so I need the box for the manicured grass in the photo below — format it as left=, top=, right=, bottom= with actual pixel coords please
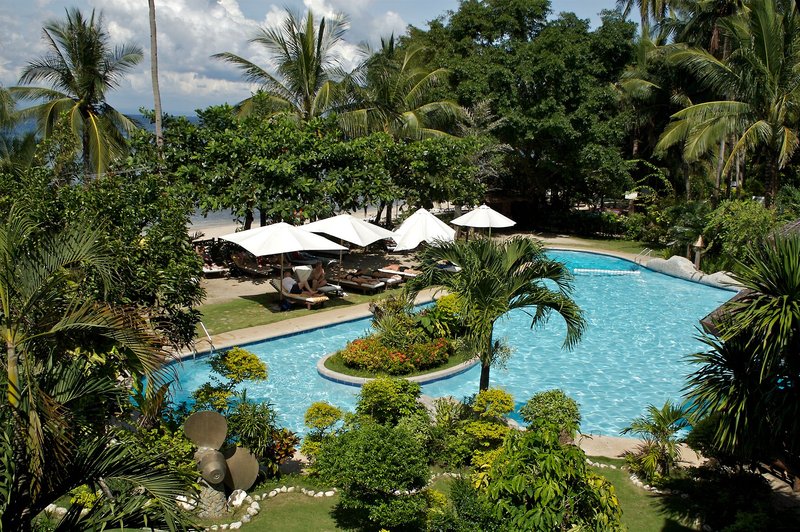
left=198, top=290, right=389, bottom=336
left=587, top=457, right=695, bottom=532
left=244, top=493, right=339, bottom=532
left=323, top=350, right=475, bottom=379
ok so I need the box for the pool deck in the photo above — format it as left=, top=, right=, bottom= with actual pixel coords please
left=189, top=237, right=703, bottom=461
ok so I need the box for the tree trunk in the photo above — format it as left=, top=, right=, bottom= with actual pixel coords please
left=259, top=208, right=267, bottom=227
left=765, top=159, right=779, bottom=208
left=148, top=0, right=163, bottom=151
left=244, top=209, right=254, bottom=230
left=385, top=200, right=393, bottom=227
left=6, top=342, right=19, bottom=407
left=714, top=138, right=726, bottom=205
left=684, top=163, right=691, bottom=201
left=479, top=362, right=490, bottom=391
left=375, top=201, right=385, bottom=225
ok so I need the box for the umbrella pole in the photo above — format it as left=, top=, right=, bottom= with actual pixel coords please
left=279, top=256, right=284, bottom=302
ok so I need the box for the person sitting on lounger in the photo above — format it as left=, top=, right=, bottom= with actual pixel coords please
left=309, top=261, right=328, bottom=291
left=282, top=270, right=317, bottom=295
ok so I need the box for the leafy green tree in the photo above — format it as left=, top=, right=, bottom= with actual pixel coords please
left=356, top=376, right=425, bottom=425
left=339, top=36, right=462, bottom=139
left=192, top=347, right=267, bottom=411
left=687, top=234, right=800, bottom=489
left=657, top=0, right=800, bottom=205
left=621, top=400, right=689, bottom=482
left=316, top=422, right=430, bottom=530
left=487, top=426, right=623, bottom=530
left=0, top=208, right=189, bottom=531
left=414, top=236, right=585, bottom=391
left=213, top=8, right=347, bottom=120
left=11, top=8, right=142, bottom=175
left=703, top=199, right=776, bottom=268
left=519, top=389, right=581, bottom=440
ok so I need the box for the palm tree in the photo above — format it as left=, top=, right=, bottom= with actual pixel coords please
left=213, top=9, right=347, bottom=121
left=337, top=36, right=463, bottom=140
left=686, top=233, right=800, bottom=489
left=656, top=0, right=800, bottom=206
left=622, top=400, right=689, bottom=479
left=618, top=0, right=674, bottom=35
left=10, top=8, right=143, bottom=176
left=413, top=237, right=586, bottom=391
left=0, top=207, right=188, bottom=529
left=148, top=0, right=164, bottom=149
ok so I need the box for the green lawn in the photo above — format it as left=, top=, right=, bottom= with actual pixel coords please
left=199, top=290, right=389, bottom=336
left=541, top=236, right=655, bottom=256
left=219, top=460, right=697, bottom=531
left=588, top=458, right=695, bottom=532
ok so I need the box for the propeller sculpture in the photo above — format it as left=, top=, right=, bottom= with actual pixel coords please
left=184, top=411, right=259, bottom=518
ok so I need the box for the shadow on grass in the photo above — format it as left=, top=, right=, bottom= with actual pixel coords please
left=655, top=466, right=800, bottom=531
left=239, top=292, right=363, bottom=313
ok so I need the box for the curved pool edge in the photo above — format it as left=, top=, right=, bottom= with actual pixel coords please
left=546, top=246, right=740, bottom=293
left=317, top=353, right=481, bottom=387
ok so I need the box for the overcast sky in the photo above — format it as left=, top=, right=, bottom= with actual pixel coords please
left=0, top=1, right=621, bottom=115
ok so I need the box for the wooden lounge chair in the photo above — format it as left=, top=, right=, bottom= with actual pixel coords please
left=377, top=264, right=422, bottom=279
left=356, top=269, right=403, bottom=287
left=269, top=279, right=329, bottom=310
left=331, top=273, right=385, bottom=293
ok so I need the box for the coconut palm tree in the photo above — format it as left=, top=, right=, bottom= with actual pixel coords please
left=10, top=8, right=143, bottom=176
left=618, top=0, right=674, bottom=35
left=621, top=400, right=689, bottom=479
left=148, top=0, right=164, bottom=149
left=0, top=207, right=189, bottom=529
left=213, top=8, right=347, bottom=121
left=656, top=0, right=800, bottom=206
left=413, top=236, right=586, bottom=391
left=337, top=36, right=463, bottom=140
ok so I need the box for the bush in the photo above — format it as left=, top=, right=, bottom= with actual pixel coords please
left=316, top=422, right=430, bottom=530
left=356, top=377, right=424, bottom=426
left=339, top=336, right=452, bottom=375
left=416, top=294, right=464, bottom=338
left=192, top=346, right=267, bottom=411
left=227, top=398, right=299, bottom=477
left=486, top=427, right=623, bottom=531
left=519, top=389, right=581, bottom=439
left=704, top=200, right=776, bottom=270
left=471, top=389, right=514, bottom=420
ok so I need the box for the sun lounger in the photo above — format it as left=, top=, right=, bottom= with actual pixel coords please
left=377, top=264, right=421, bottom=279
left=331, top=274, right=385, bottom=293
left=231, top=253, right=277, bottom=277
left=356, top=269, right=403, bottom=287
left=202, top=263, right=230, bottom=277
left=269, top=279, right=329, bottom=310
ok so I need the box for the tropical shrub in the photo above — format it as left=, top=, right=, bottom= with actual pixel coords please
left=301, top=402, right=343, bottom=465
left=192, top=347, right=267, bottom=411
left=703, top=200, right=776, bottom=270
left=356, top=377, right=424, bottom=425
left=486, top=426, right=623, bottom=531
left=338, top=336, right=452, bottom=375
left=416, top=294, right=463, bottom=338
left=519, top=389, right=581, bottom=440
left=316, top=422, right=430, bottom=530
left=227, top=398, right=299, bottom=477
left=622, top=400, right=688, bottom=483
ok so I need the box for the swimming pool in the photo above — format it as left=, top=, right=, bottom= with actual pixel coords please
left=171, top=250, right=734, bottom=436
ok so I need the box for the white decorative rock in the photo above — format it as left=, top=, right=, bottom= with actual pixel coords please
left=325, top=491, right=335, bottom=497
left=247, top=507, right=259, bottom=516
left=253, top=494, right=261, bottom=501
left=268, top=490, right=278, bottom=498
left=279, top=486, right=288, bottom=493
left=229, top=522, right=242, bottom=530
left=176, top=495, right=197, bottom=511
left=241, top=514, right=251, bottom=523
left=314, top=492, right=324, bottom=498
left=228, top=489, right=247, bottom=508
left=245, top=496, right=253, bottom=504
left=220, top=525, right=228, bottom=530
left=250, top=501, right=261, bottom=511
left=210, top=526, right=218, bottom=531
left=287, top=486, right=295, bottom=493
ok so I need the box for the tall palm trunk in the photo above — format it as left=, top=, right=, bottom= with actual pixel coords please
left=148, top=0, right=163, bottom=150
left=6, top=341, right=19, bottom=407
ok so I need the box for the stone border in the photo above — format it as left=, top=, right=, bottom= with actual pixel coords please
left=316, top=353, right=480, bottom=387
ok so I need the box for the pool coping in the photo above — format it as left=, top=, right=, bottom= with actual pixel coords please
left=316, top=353, right=481, bottom=387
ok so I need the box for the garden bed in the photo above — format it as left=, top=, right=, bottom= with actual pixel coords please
left=319, top=350, right=478, bottom=385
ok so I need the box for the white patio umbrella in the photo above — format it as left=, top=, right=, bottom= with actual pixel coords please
left=451, top=204, right=516, bottom=236
left=219, top=222, right=346, bottom=299
left=303, top=214, right=396, bottom=264
left=392, top=208, right=456, bottom=252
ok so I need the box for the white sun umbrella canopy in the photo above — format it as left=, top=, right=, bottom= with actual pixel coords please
left=451, top=204, right=516, bottom=232
left=219, top=222, right=346, bottom=299
left=303, top=214, right=395, bottom=247
left=303, top=214, right=396, bottom=265
left=392, top=208, right=456, bottom=252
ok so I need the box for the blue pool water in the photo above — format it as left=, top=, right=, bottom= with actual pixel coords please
left=172, top=250, right=733, bottom=436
